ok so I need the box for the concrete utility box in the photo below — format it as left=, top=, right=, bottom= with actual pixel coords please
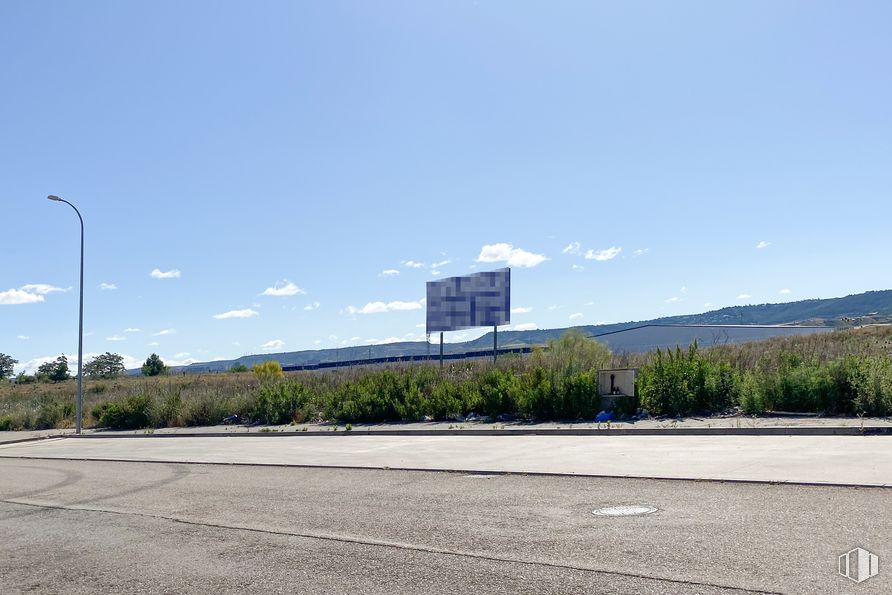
left=598, top=368, right=638, bottom=397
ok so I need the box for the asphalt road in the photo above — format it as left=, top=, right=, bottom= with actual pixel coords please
left=1, top=458, right=889, bottom=594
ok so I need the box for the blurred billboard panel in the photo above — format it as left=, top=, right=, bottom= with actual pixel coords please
left=426, top=268, right=510, bottom=333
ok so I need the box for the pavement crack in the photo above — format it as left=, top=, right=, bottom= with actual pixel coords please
left=0, top=498, right=779, bottom=594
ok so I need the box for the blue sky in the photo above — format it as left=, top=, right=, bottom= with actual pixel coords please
left=2, top=1, right=891, bottom=373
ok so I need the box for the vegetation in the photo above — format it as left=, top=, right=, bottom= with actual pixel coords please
left=1, top=326, right=890, bottom=431
left=141, top=353, right=167, bottom=377
left=36, top=355, right=70, bottom=383
left=84, top=352, right=126, bottom=379
left=229, top=363, right=249, bottom=373
left=0, top=353, right=17, bottom=380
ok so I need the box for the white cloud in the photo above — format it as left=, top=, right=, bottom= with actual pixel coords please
left=737, top=294, right=752, bottom=300
left=431, top=270, right=441, bottom=276
left=681, top=286, right=688, bottom=294
left=571, top=264, right=584, bottom=271
left=313, top=339, right=322, bottom=345
left=261, top=339, right=285, bottom=351
left=303, top=301, right=321, bottom=311
left=175, top=352, right=191, bottom=358
left=347, top=300, right=424, bottom=315
left=476, top=243, right=547, bottom=268
left=402, top=260, right=424, bottom=269
left=704, top=302, right=713, bottom=308
left=511, top=306, right=533, bottom=314
left=431, top=259, right=451, bottom=268
left=379, top=269, right=400, bottom=277
left=633, top=248, right=649, bottom=257
left=779, top=288, right=792, bottom=295
left=17, top=335, right=29, bottom=340
left=148, top=341, right=160, bottom=347
left=261, top=281, right=305, bottom=297
left=513, top=322, right=538, bottom=331
left=98, top=282, right=117, bottom=291
left=0, top=289, right=44, bottom=305
left=547, top=305, right=561, bottom=311
left=150, top=268, right=181, bottom=279
left=124, top=328, right=141, bottom=333
left=153, top=329, right=176, bottom=336
left=756, top=241, right=771, bottom=249
left=585, top=247, right=622, bottom=261
left=665, top=297, right=681, bottom=303
left=106, top=335, right=126, bottom=341
left=20, top=284, right=68, bottom=295
left=562, top=242, right=581, bottom=255
left=213, top=308, right=259, bottom=320
left=1, top=283, right=69, bottom=305
left=584, top=301, right=595, bottom=306
left=15, top=352, right=144, bottom=375
left=569, top=313, right=583, bottom=320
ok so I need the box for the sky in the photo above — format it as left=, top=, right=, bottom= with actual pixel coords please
left=2, top=1, right=891, bottom=374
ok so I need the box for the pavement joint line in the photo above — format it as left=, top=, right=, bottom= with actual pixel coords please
left=0, top=437, right=66, bottom=450
left=61, top=426, right=892, bottom=437
left=0, top=453, right=889, bottom=490
left=0, top=497, right=779, bottom=595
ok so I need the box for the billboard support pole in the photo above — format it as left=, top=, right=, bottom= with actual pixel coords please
left=439, top=332, right=444, bottom=368
left=493, top=325, right=498, bottom=364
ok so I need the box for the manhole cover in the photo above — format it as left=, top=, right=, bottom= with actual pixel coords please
left=592, top=505, right=657, bottom=517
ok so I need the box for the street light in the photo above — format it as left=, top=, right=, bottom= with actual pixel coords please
left=48, top=194, right=85, bottom=434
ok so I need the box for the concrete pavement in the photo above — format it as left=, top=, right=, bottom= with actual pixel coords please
left=2, top=434, right=890, bottom=486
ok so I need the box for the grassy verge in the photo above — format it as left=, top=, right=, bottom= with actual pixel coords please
left=2, top=327, right=891, bottom=431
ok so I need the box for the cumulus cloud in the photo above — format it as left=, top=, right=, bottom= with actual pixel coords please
left=562, top=242, right=581, bottom=255
left=511, top=306, right=533, bottom=314
left=476, top=243, right=547, bottom=268
left=261, top=281, right=305, bottom=297
left=569, top=313, right=583, bottom=320
left=98, top=282, right=117, bottom=290
left=150, top=269, right=181, bottom=279
left=16, top=352, right=143, bottom=375
left=1, top=284, right=68, bottom=305
left=303, top=301, right=321, bottom=311
left=213, top=308, right=259, bottom=320
left=347, top=300, right=423, bottom=315
left=585, top=247, right=622, bottom=261
left=756, top=241, right=771, bottom=249
left=513, top=322, right=538, bottom=331
left=261, top=339, right=285, bottom=351
left=379, top=269, right=400, bottom=277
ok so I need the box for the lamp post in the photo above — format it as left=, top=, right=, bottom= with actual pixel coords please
left=48, top=195, right=84, bottom=434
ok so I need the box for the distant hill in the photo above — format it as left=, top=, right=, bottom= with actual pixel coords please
left=167, top=289, right=892, bottom=374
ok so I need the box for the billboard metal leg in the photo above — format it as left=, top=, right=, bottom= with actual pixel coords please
left=493, top=325, right=497, bottom=364
left=439, top=332, right=444, bottom=369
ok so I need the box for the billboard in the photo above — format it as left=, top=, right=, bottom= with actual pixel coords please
left=426, top=268, right=510, bottom=333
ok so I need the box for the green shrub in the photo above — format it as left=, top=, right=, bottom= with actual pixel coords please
left=252, top=380, right=312, bottom=425
left=93, top=394, right=152, bottom=430
left=34, top=400, right=76, bottom=429
left=0, top=416, right=12, bottom=431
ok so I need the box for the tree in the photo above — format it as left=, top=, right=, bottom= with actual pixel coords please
left=141, top=353, right=167, bottom=377
left=37, top=355, right=70, bottom=383
left=229, top=363, right=248, bottom=373
left=84, top=352, right=126, bottom=379
left=0, top=353, right=17, bottom=380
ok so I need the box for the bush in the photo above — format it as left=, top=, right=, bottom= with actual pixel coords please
left=253, top=360, right=283, bottom=384
left=252, top=380, right=312, bottom=425
left=0, top=416, right=12, bottom=431
left=92, top=394, right=152, bottom=430
left=34, top=400, right=76, bottom=429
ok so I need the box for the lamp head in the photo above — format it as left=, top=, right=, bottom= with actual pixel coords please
left=47, top=195, right=62, bottom=201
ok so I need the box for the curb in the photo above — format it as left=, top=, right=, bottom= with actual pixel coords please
left=65, top=426, right=892, bottom=438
